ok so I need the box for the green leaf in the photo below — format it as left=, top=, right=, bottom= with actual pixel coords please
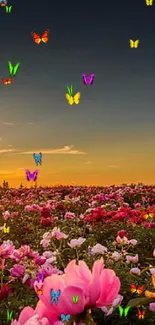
left=5, top=5, right=8, bottom=12
left=126, top=297, right=151, bottom=308
left=8, top=61, right=13, bottom=75
left=13, top=62, right=20, bottom=76
left=9, top=6, right=12, bottom=12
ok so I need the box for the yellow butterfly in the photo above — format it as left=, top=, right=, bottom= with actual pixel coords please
left=3, top=226, right=10, bottom=233
left=65, top=92, right=80, bottom=105
left=129, top=39, right=139, bottom=48
left=145, top=0, right=153, bottom=5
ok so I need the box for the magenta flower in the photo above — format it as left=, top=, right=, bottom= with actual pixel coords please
left=10, top=264, right=26, bottom=277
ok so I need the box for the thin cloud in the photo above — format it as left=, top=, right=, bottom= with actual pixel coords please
left=84, top=161, right=92, bottom=165
left=107, top=165, right=120, bottom=169
left=0, top=149, right=18, bottom=154
left=3, top=122, right=16, bottom=126
left=19, top=145, right=87, bottom=155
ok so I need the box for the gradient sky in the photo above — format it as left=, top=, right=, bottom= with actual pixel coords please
left=0, top=0, right=155, bottom=187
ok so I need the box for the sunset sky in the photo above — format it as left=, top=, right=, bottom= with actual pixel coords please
left=0, top=0, right=155, bottom=187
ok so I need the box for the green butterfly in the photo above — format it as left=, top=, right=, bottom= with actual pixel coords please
left=8, top=61, right=20, bottom=77
left=67, top=85, right=73, bottom=96
left=118, top=305, right=131, bottom=317
left=72, top=295, right=79, bottom=303
left=7, top=310, right=13, bottom=322
left=5, top=6, right=12, bottom=13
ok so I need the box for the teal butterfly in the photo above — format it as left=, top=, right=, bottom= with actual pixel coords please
left=7, top=310, right=13, bottom=322
left=8, top=61, right=20, bottom=77
left=118, top=305, right=131, bottom=317
left=72, top=295, right=79, bottom=303
left=5, top=5, right=12, bottom=13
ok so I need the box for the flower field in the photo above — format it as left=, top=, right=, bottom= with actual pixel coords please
left=1, top=184, right=155, bottom=325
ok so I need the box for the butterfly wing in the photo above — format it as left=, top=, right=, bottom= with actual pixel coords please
left=130, top=284, right=137, bottom=293
left=35, top=285, right=43, bottom=295
left=135, top=40, right=139, bottom=48
left=137, top=308, right=142, bottom=319
left=124, top=306, right=130, bottom=317
left=82, top=74, right=88, bottom=84
left=137, top=286, right=144, bottom=294
left=66, top=93, right=73, bottom=105
left=89, top=74, right=95, bottom=85
left=56, top=289, right=60, bottom=297
left=32, top=170, right=38, bottom=181
left=75, top=295, right=79, bottom=303
left=118, top=306, right=123, bottom=317
left=66, top=315, right=70, bottom=322
left=73, top=92, right=80, bottom=104
left=13, top=62, right=20, bottom=76
left=61, top=314, right=65, bottom=322
left=72, top=295, right=75, bottom=303
left=25, top=169, right=31, bottom=181
left=41, top=29, right=49, bottom=43
left=129, top=39, right=133, bottom=48
left=2, top=77, right=12, bottom=84
left=31, top=32, right=42, bottom=44
left=8, top=61, right=13, bottom=76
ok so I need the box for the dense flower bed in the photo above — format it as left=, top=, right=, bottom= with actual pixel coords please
left=0, top=184, right=155, bottom=324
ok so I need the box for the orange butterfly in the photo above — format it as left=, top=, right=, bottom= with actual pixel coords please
left=1, top=77, right=12, bottom=85
left=130, top=283, right=144, bottom=294
left=137, top=308, right=146, bottom=319
left=31, top=29, right=49, bottom=44
left=35, top=285, right=43, bottom=296
left=142, top=209, right=155, bottom=219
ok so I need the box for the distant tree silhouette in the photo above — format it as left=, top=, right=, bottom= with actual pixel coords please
left=2, top=180, right=9, bottom=189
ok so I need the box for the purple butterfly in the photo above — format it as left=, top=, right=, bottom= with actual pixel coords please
left=82, top=73, right=95, bottom=85
left=36, top=271, right=45, bottom=282
left=25, top=169, right=38, bottom=181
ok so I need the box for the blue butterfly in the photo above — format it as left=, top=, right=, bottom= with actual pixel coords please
left=33, top=152, right=42, bottom=166
left=61, top=314, right=70, bottom=323
left=50, top=289, right=60, bottom=305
